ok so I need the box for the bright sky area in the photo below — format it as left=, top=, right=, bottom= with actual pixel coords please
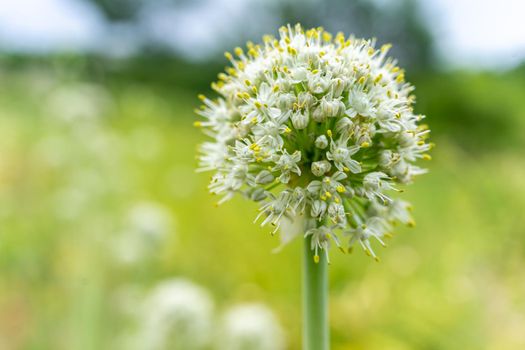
left=0, top=0, right=524, bottom=69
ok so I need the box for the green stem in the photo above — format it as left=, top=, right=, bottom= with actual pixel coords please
left=303, top=218, right=329, bottom=350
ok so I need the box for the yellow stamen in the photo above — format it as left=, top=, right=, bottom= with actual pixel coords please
left=211, top=82, right=223, bottom=90
left=381, top=43, right=392, bottom=52
left=335, top=32, right=345, bottom=44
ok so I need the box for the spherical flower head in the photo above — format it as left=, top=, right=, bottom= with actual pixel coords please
left=195, top=24, right=432, bottom=262
left=218, top=303, right=285, bottom=350
left=112, top=202, right=173, bottom=265
left=137, top=279, right=214, bottom=350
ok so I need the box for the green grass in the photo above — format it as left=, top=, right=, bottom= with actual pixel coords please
left=1, top=69, right=525, bottom=349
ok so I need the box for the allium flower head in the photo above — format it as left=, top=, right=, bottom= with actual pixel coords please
left=218, top=303, right=285, bottom=350
left=196, top=24, right=431, bottom=262
left=137, top=279, right=214, bottom=350
left=112, top=202, right=173, bottom=265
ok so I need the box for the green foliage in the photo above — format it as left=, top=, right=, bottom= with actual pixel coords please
left=415, top=71, right=525, bottom=151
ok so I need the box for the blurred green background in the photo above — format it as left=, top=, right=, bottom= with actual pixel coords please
left=1, top=0, right=525, bottom=349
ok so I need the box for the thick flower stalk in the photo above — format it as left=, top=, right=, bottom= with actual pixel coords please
left=195, top=24, right=431, bottom=262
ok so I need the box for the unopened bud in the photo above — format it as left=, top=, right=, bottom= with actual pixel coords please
left=291, top=111, right=309, bottom=130
left=250, top=187, right=267, bottom=201
left=255, top=170, right=274, bottom=185
left=297, top=91, right=315, bottom=108
left=311, top=200, right=327, bottom=218
left=320, top=98, right=344, bottom=117
left=311, top=107, right=326, bottom=122
left=278, top=93, right=295, bottom=110
left=315, top=135, right=328, bottom=149
left=311, top=160, right=332, bottom=177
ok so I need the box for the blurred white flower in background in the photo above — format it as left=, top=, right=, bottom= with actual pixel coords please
left=218, top=303, right=285, bottom=350
left=113, top=201, right=174, bottom=265
left=114, top=282, right=288, bottom=350
left=135, top=279, right=214, bottom=350
left=45, top=82, right=113, bottom=122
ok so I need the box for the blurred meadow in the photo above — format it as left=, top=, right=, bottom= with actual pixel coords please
left=1, top=0, right=525, bottom=349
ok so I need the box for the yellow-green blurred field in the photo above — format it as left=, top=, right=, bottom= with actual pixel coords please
left=1, top=67, right=525, bottom=350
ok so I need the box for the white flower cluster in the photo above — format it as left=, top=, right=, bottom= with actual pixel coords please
left=219, top=303, right=285, bottom=350
left=119, top=280, right=285, bottom=350
left=136, top=279, right=214, bottom=350
left=196, top=24, right=431, bottom=262
left=112, top=202, right=173, bottom=265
